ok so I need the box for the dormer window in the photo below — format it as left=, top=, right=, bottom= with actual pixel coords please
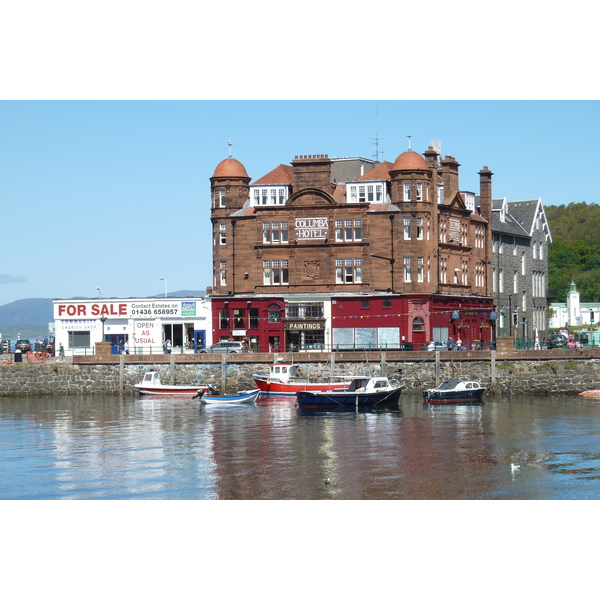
left=347, top=182, right=384, bottom=203
left=463, top=192, right=475, bottom=212
left=437, top=184, right=444, bottom=204
left=252, top=186, right=288, bottom=206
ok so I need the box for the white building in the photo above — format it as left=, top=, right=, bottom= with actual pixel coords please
left=52, top=297, right=212, bottom=355
left=549, top=281, right=599, bottom=328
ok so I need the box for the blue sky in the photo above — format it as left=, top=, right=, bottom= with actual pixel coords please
left=0, top=3, right=597, bottom=307
left=0, top=100, right=598, bottom=306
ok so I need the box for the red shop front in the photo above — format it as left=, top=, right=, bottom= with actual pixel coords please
left=210, top=296, right=286, bottom=353
left=430, top=295, right=495, bottom=349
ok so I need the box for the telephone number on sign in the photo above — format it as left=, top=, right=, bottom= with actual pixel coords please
left=131, top=309, right=178, bottom=316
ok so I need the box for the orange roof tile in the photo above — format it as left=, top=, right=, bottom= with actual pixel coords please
left=253, top=164, right=294, bottom=186
left=356, top=161, right=393, bottom=181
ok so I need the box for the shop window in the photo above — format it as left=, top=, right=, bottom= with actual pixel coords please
left=286, top=303, right=324, bottom=319
left=233, top=308, right=245, bottom=328
left=68, top=331, right=90, bottom=348
left=219, top=308, right=229, bottom=329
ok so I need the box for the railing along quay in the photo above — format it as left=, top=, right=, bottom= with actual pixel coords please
left=72, top=347, right=600, bottom=365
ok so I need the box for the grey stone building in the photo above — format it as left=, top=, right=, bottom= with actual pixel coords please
left=483, top=196, right=552, bottom=343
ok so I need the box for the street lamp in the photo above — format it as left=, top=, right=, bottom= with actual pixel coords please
left=100, top=314, right=107, bottom=342
left=160, top=277, right=168, bottom=298
left=97, top=287, right=101, bottom=299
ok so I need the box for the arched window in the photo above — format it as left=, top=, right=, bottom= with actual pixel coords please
left=268, top=303, right=282, bottom=323
left=412, top=317, right=425, bottom=332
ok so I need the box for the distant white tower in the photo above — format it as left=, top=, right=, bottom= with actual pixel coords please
left=567, top=280, right=580, bottom=326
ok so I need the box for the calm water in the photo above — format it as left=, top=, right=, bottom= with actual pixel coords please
left=1, top=391, right=599, bottom=500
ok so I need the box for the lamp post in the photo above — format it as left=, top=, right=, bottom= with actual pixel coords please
left=160, top=277, right=168, bottom=298
left=100, top=314, right=107, bottom=342
left=97, top=287, right=101, bottom=299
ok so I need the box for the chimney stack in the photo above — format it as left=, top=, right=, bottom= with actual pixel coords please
left=478, top=166, right=494, bottom=296
left=291, top=154, right=332, bottom=193
left=478, top=166, right=493, bottom=223
left=440, top=155, right=460, bottom=202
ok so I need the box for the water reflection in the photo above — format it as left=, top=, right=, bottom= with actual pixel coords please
left=0, top=392, right=599, bottom=499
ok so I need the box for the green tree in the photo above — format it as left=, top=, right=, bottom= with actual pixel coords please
left=546, top=203, right=600, bottom=302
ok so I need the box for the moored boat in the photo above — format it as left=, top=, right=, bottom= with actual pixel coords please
left=199, top=389, right=260, bottom=404
left=423, top=379, right=486, bottom=404
left=296, top=376, right=403, bottom=407
left=134, top=370, right=217, bottom=397
left=252, top=359, right=350, bottom=396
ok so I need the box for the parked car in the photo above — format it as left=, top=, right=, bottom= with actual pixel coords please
left=425, top=341, right=447, bottom=351
left=199, top=341, right=245, bottom=354
left=548, top=334, right=567, bottom=349
left=15, top=339, right=32, bottom=353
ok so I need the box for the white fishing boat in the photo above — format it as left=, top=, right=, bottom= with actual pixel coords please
left=134, top=370, right=217, bottom=397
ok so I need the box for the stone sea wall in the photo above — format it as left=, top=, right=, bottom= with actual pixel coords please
left=2, top=356, right=600, bottom=396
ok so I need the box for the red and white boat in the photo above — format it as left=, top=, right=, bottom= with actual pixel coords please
left=134, top=370, right=217, bottom=397
left=252, top=360, right=350, bottom=396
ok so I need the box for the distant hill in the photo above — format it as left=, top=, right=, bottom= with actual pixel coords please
left=0, top=291, right=205, bottom=341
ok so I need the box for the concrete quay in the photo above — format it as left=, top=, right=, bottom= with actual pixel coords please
left=2, top=345, right=600, bottom=396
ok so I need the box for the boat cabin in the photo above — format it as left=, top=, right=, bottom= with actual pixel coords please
left=269, top=362, right=308, bottom=383
left=141, top=371, right=161, bottom=385
left=435, top=379, right=482, bottom=391
left=346, top=377, right=393, bottom=392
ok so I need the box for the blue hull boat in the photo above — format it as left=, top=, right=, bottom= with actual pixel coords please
left=296, top=376, right=402, bottom=408
left=423, top=379, right=486, bottom=404
left=199, top=389, right=260, bottom=404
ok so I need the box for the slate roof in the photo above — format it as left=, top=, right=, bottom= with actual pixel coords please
left=477, top=196, right=530, bottom=238
left=509, top=199, right=541, bottom=236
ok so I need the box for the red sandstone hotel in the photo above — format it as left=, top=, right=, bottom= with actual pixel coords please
left=209, top=145, right=497, bottom=352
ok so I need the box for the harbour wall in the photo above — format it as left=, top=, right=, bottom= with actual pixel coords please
left=2, top=350, right=600, bottom=396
